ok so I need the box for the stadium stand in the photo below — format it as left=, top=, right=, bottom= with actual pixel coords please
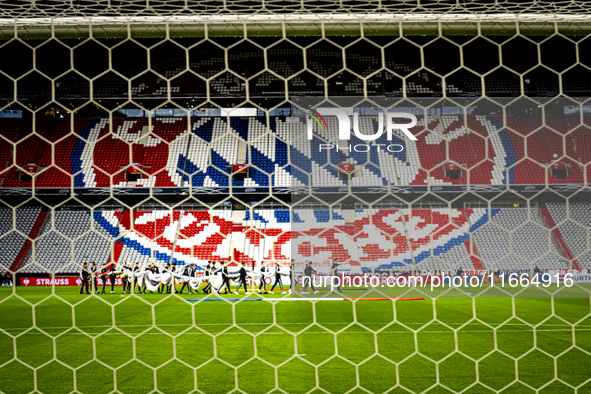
left=0, top=31, right=588, bottom=279
left=5, top=204, right=581, bottom=275
left=39, top=47, right=587, bottom=98
left=1, top=206, right=42, bottom=271
left=2, top=114, right=583, bottom=189
left=546, top=202, right=591, bottom=269
left=19, top=210, right=117, bottom=273
left=475, top=208, right=570, bottom=271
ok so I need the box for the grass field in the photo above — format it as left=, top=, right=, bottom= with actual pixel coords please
left=1, top=283, right=590, bottom=394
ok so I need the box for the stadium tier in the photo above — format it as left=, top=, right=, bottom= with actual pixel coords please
left=0, top=114, right=588, bottom=189
left=8, top=204, right=588, bottom=275
left=3, top=35, right=591, bottom=100
left=46, top=62, right=585, bottom=98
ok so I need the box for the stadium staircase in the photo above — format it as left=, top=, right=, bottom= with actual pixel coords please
left=540, top=207, right=581, bottom=270
left=111, top=241, right=125, bottom=264
left=132, top=145, right=145, bottom=167
left=167, top=211, right=185, bottom=264
left=237, top=140, right=247, bottom=164
left=343, top=210, right=357, bottom=235
left=536, top=130, right=555, bottom=161
left=30, top=119, right=55, bottom=164
left=119, top=210, right=131, bottom=230
left=232, top=211, right=246, bottom=262
left=10, top=208, right=48, bottom=272
left=464, top=237, right=484, bottom=270
left=462, top=208, right=484, bottom=270
left=128, top=125, right=151, bottom=187
left=110, top=210, right=128, bottom=263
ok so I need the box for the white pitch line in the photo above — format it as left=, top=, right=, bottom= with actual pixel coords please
left=1, top=323, right=588, bottom=330
left=3, top=322, right=591, bottom=332
left=2, top=329, right=589, bottom=335
left=263, top=298, right=346, bottom=301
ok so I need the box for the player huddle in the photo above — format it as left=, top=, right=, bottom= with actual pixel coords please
left=78, top=260, right=295, bottom=295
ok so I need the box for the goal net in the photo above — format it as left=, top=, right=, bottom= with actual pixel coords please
left=0, top=4, right=590, bottom=393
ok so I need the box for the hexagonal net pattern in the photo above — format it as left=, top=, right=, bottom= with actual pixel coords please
left=3, top=1, right=591, bottom=18
left=0, top=15, right=590, bottom=394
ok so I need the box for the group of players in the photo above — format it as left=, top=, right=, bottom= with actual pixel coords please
left=1, top=271, right=12, bottom=286
left=79, top=259, right=299, bottom=296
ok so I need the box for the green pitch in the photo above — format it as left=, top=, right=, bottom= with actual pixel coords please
left=1, top=285, right=590, bottom=394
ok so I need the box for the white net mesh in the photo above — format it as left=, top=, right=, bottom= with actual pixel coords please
left=0, top=11, right=590, bottom=394
left=2, top=1, right=591, bottom=17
